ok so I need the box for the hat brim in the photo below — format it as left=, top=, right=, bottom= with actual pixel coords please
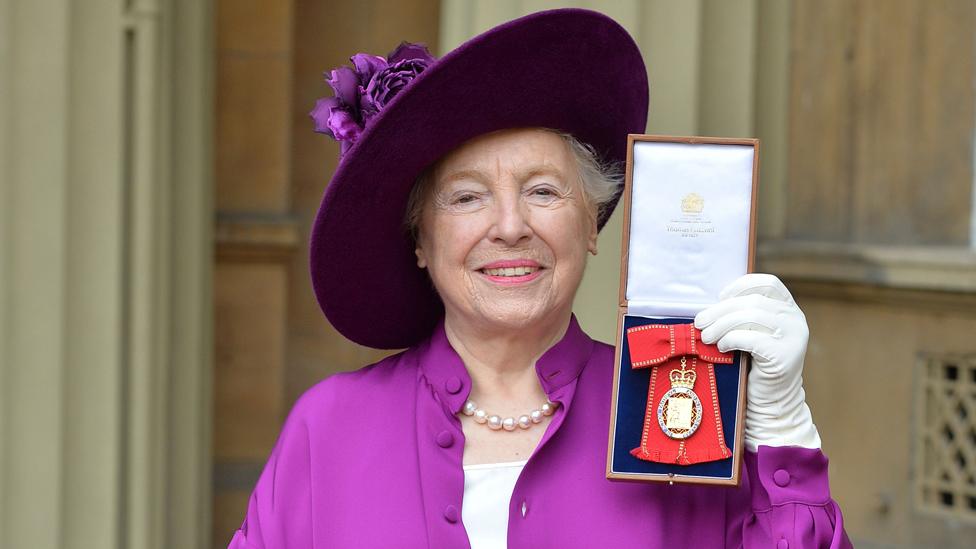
left=310, top=8, right=649, bottom=349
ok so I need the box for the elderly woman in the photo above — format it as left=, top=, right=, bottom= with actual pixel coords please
left=230, top=9, right=850, bottom=549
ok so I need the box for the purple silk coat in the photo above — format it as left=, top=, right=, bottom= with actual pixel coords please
left=229, top=316, right=851, bottom=548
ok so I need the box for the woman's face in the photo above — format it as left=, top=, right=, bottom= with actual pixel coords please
left=415, top=128, right=598, bottom=334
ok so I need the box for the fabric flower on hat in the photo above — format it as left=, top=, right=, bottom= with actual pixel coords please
left=311, top=42, right=435, bottom=153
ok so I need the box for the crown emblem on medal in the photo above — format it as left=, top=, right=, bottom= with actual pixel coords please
left=681, top=192, right=704, bottom=214
left=669, top=363, right=697, bottom=389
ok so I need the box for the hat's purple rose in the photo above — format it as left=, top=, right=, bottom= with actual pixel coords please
left=310, top=42, right=435, bottom=152
left=350, top=53, right=387, bottom=80
left=361, top=58, right=432, bottom=119
left=387, top=42, right=435, bottom=64
left=310, top=97, right=362, bottom=142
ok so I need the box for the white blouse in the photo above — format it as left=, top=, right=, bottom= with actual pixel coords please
left=462, top=460, right=528, bottom=549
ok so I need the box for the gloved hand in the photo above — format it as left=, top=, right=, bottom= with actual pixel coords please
left=694, top=273, right=822, bottom=451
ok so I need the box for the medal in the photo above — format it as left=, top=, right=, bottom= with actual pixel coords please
left=657, top=357, right=702, bottom=439
left=625, top=323, right=734, bottom=465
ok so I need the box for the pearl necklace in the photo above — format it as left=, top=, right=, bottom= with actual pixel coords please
left=461, top=398, right=558, bottom=431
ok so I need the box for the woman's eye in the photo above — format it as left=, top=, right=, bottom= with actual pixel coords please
left=528, top=186, right=560, bottom=199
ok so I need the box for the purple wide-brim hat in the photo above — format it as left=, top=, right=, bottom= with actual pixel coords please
left=310, top=8, right=649, bottom=349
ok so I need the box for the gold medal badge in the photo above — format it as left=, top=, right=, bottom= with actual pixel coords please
left=656, top=357, right=703, bottom=439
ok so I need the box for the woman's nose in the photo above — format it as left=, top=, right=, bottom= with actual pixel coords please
left=487, top=194, right=533, bottom=246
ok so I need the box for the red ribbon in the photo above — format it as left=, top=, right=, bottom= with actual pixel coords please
left=626, top=323, right=734, bottom=465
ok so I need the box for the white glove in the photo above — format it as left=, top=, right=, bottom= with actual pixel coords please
left=694, top=273, right=822, bottom=452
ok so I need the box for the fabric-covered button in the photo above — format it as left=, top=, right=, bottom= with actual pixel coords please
left=445, top=376, right=463, bottom=394
left=777, top=538, right=789, bottom=549
left=443, top=504, right=459, bottom=523
left=773, top=469, right=791, bottom=487
left=436, top=430, right=454, bottom=448
left=520, top=500, right=527, bottom=517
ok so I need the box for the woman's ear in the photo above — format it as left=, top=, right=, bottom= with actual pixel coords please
left=415, top=240, right=428, bottom=269
left=586, top=205, right=599, bottom=256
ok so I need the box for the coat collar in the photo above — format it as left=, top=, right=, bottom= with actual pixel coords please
left=416, top=314, right=595, bottom=414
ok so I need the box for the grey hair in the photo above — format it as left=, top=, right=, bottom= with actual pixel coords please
left=404, top=129, right=623, bottom=240
left=553, top=130, right=623, bottom=220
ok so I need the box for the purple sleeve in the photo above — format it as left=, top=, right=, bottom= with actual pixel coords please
left=726, top=446, right=853, bottom=548
left=227, top=400, right=314, bottom=549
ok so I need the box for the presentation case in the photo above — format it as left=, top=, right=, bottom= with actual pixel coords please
left=606, top=135, right=759, bottom=486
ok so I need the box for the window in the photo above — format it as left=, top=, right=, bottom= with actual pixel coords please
left=916, top=354, right=976, bottom=519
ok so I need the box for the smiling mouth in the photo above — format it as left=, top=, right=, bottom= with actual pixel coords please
left=480, top=266, right=540, bottom=277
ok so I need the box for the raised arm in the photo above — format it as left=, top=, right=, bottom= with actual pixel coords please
left=696, top=274, right=852, bottom=548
